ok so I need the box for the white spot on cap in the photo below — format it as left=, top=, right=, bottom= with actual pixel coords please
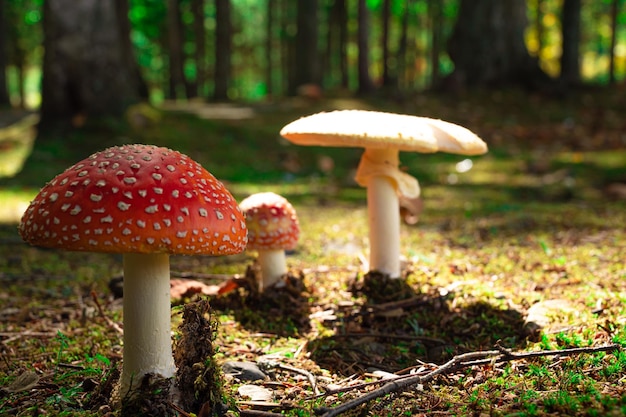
left=152, top=173, right=162, bottom=181
left=176, top=231, right=187, bottom=238
left=145, top=205, right=158, bottom=213
left=101, top=215, right=113, bottom=223
left=199, top=208, right=208, bottom=217
left=117, top=202, right=131, bottom=211
left=215, top=210, right=224, bottom=220
left=90, top=194, right=103, bottom=202
left=123, top=177, right=137, bottom=184
left=70, top=205, right=82, bottom=215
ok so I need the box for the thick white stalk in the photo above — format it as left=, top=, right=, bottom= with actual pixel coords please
left=257, top=249, right=287, bottom=291
left=120, top=253, right=176, bottom=396
left=363, top=148, right=401, bottom=278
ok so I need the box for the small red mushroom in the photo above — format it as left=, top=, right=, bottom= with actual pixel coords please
left=19, top=144, right=247, bottom=398
left=239, top=192, right=300, bottom=292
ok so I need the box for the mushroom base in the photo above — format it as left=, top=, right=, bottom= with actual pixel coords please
left=119, top=253, right=177, bottom=397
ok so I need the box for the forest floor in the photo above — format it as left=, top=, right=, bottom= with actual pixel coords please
left=0, top=87, right=625, bottom=416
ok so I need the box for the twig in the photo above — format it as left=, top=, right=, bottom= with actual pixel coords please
left=90, top=291, right=123, bottom=335
left=331, top=332, right=445, bottom=345
left=260, top=360, right=321, bottom=396
left=315, top=343, right=621, bottom=417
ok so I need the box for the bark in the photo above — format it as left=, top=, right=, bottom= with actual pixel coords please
left=447, top=0, right=549, bottom=89
left=191, top=0, right=207, bottom=97
left=166, top=0, right=187, bottom=99
left=326, top=0, right=348, bottom=89
left=357, top=0, right=375, bottom=94
left=115, top=0, right=149, bottom=100
left=535, top=0, right=545, bottom=58
left=291, top=0, right=319, bottom=94
left=608, top=0, right=619, bottom=85
left=560, top=0, right=581, bottom=85
left=40, top=0, right=141, bottom=130
left=336, top=0, right=349, bottom=88
left=265, top=0, right=274, bottom=97
left=428, top=0, right=442, bottom=87
left=213, top=0, right=231, bottom=100
left=381, top=0, right=394, bottom=88
left=0, top=0, right=10, bottom=107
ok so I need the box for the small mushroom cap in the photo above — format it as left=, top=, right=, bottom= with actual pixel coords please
left=19, top=144, right=247, bottom=255
left=280, top=110, right=488, bottom=155
left=239, top=192, right=299, bottom=251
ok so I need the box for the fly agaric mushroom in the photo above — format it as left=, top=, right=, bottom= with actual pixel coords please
left=18, top=144, right=247, bottom=398
left=239, top=192, right=300, bottom=291
left=280, top=110, right=487, bottom=278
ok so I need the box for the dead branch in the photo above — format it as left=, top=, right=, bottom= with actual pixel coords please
left=315, top=343, right=621, bottom=417
left=90, top=291, right=123, bottom=335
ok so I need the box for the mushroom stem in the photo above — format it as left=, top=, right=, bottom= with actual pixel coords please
left=360, top=148, right=402, bottom=278
left=257, top=249, right=288, bottom=291
left=120, top=252, right=176, bottom=396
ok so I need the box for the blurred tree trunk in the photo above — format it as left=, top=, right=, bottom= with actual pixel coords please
left=115, top=0, right=148, bottom=100
left=608, top=0, right=619, bottom=85
left=336, top=0, right=349, bottom=89
left=40, top=0, right=141, bottom=130
left=357, top=0, right=374, bottom=94
left=535, top=0, right=545, bottom=59
left=191, top=0, right=207, bottom=97
left=265, top=0, right=274, bottom=97
left=325, top=0, right=348, bottom=89
left=428, top=0, right=442, bottom=87
left=213, top=0, right=231, bottom=100
left=167, top=0, right=188, bottom=99
left=447, top=0, right=549, bottom=89
left=280, top=0, right=293, bottom=95
left=290, top=0, right=318, bottom=95
left=560, top=0, right=581, bottom=85
left=381, top=0, right=394, bottom=88
left=0, top=0, right=10, bottom=107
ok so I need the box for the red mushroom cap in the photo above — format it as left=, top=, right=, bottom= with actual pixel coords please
left=239, top=192, right=299, bottom=251
left=19, top=144, right=247, bottom=255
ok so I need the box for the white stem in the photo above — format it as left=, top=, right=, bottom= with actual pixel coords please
left=120, top=253, right=176, bottom=396
left=362, top=148, right=401, bottom=278
left=257, top=249, right=287, bottom=291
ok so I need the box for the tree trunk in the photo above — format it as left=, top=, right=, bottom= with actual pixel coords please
left=357, top=0, right=374, bottom=94
left=0, top=0, right=10, bottom=107
left=447, top=0, right=548, bottom=89
left=40, top=0, right=141, bottom=129
left=167, top=0, right=187, bottom=99
left=336, top=0, right=349, bottom=89
left=428, top=0, right=442, bottom=87
left=535, top=0, right=545, bottom=59
left=191, top=0, right=207, bottom=98
left=381, top=0, right=394, bottom=88
left=608, top=0, right=619, bottom=85
left=115, top=0, right=149, bottom=100
left=213, top=0, right=231, bottom=101
left=265, top=0, right=274, bottom=97
left=560, top=0, right=581, bottom=85
left=290, top=0, right=318, bottom=95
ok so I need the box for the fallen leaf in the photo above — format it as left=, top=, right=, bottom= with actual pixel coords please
left=4, top=370, right=39, bottom=393
left=170, top=278, right=220, bottom=300
left=238, top=384, right=273, bottom=401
